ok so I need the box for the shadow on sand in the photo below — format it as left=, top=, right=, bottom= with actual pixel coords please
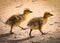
left=9, top=36, right=34, bottom=43
left=0, top=33, right=13, bottom=38
left=0, top=33, right=34, bottom=43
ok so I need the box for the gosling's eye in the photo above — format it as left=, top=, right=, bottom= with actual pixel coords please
left=27, top=10, right=30, bottom=12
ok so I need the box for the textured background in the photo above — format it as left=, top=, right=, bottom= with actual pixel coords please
left=0, top=0, right=60, bottom=43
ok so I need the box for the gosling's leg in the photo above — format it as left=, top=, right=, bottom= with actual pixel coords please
left=38, top=21, right=47, bottom=35
left=39, top=29, right=45, bottom=35
left=39, top=28, right=47, bottom=35
left=29, top=29, right=32, bottom=38
left=19, top=26, right=28, bottom=30
left=10, top=25, right=14, bottom=34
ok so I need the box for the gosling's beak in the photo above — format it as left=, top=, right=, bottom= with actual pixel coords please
left=30, top=11, right=32, bottom=13
left=50, top=14, right=53, bottom=16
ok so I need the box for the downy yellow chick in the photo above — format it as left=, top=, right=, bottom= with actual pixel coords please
left=5, top=8, right=32, bottom=34
left=27, top=12, right=53, bottom=37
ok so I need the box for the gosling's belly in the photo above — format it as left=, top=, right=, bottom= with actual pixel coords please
left=14, top=21, right=22, bottom=26
left=14, top=20, right=24, bottom=26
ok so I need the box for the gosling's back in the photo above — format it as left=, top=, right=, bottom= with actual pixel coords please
left=5, top=14, right=24, bottom=26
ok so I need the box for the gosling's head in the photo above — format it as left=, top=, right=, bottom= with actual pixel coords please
left=44, top=12, right=53, bottom=18
left=24, top=8, right=32, bottom=14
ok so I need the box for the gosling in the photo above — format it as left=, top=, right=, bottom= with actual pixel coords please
left=5, top=8, right=32, bottom=34
left=27, top=12, right=53, bottom=37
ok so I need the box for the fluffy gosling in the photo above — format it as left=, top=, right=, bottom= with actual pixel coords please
left=6, top=8, right=32, bottom=34
left=27, top=12, right=53, bottom=37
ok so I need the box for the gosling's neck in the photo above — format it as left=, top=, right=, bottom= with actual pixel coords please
left=23, top=12, right=28, bottom=17
left=43, top=15, right=49, bottom=24
left=43, top=15, right=48, bottom=20
left=43, top=15, right=49, bottom=23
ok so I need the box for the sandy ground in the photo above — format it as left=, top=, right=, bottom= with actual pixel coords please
left=0, top=0, right=60, bottom=43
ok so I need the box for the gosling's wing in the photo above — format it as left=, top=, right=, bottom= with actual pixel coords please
left=28, top=17, right=43, bottom=26
left=17, top=14, right=23, bottom=20
left=39, top=17, right=43, bottom=25
left=5, top=15, right=22, bottom=24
